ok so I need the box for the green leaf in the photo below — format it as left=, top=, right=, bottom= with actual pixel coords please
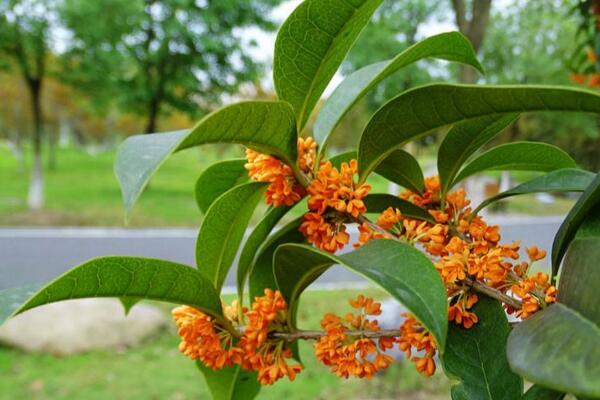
left=453, top=142, right=576, bottom=184
left=552, top=172, right=600, bottom=277
left=442, top=296, right=523, bottom=400
left=328, top=150, right=357, bottom=169
left=363, top=193, right=436, bottom=223
left=0, top=283, right=42, bottom=324
left=195, top=159, right=249, bottom=214
left=438, top=114, right=519, bottom=195
left=358, top=84, right=600, bottom=182
left=197, top=362, right=261, bottom=400
left=12, top=257, right=223, bottom=319
left=374, top=149, right=424, bottom=194
left=236, top=206, right=291, bottom=302
left=248, top=218, right=304, bottom=302
left=473, top=169, right=595, bottom=215
left=507, top=303, right=600, bottom=398
left=273, top=240, right=448, bottom=350
left=115, top=101, right=297, bottom=218
left=522, top=385, right=565, bottom=400
left=315, top=31, right=484, bottom=152
left=119, top=296, right=141, bottom=315
left=273, top=0, right=383, bottom=129
left=196, top=182, right=268, bottom=292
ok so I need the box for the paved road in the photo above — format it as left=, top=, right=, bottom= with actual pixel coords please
left=0, top=216, right=564, bottom=291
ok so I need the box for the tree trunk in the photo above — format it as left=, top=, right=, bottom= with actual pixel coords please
left=27, top=79, right=44, bottom=210
left=144, top=98, right=159, bottom=134
left=47, top=128, right=57, bottom=171
left=451, top=0, right=493, bottom=83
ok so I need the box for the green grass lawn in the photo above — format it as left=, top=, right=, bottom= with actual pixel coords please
left=0, top=288, right=450, bottom=400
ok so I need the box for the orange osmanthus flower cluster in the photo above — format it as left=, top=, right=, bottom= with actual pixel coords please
left=397, top=313, right=437, bottom=376
left=301, top=160, right=371, bottom=252
left=315, top=295, right=395, bottom=378
left=570, top=48, right=600, bottom=88
left=172, top=289, right=301, bottom=385
left=245, top=137, right=317, bottom=207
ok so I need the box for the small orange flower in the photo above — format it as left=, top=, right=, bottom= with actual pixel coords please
left=354, top=222, right=385, bottom=248
left=297, top=136, right=317, bottom=172
left=396, top=313, right=437, bottom=376
left=299, top=212, right=349, bottom=253
left=377, top=207, right=402, bottom=230
left=526, top=245, right=546, bottom=262
left=570, top=73, right=587, bottom=85
left=448, top=294, right=479, bottom=329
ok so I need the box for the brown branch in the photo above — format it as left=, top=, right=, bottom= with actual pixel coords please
left=270, top=329, right=403, bottom=341
left=462, top=278, right=521, bottom=310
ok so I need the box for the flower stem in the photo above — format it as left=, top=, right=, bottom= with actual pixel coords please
left=270, top=329, right=403, bottom=341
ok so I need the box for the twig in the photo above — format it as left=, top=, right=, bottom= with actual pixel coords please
left=270, top=329, right=403, bottom=341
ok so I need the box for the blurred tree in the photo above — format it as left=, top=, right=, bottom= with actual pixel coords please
left=450, top=0, right=492, bottom=83
left=0, top=0, right=54, bottom=209
left=60, top=0, right=282, bottom=134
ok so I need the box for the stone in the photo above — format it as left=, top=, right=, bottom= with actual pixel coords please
left=0, top=298, right=169, bottom=355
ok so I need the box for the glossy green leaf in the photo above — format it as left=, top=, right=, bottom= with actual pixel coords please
left=473, top=169, right=595, bottom=215
left=248, top=218, right=304, bottom=302
left=442, top=296, right=523, bottom=400
left=12, top=257, right=223, bottom=319
left=195, top=159, right=249, bottom=214
left=552, top=172, right=600, bottom=277
left=236, top=206, right=291, bottom=302
left=507, top=303, right=600, bottom=398
left=273, top=240, right=448, bottom=350
left=274, top=0, right=383, bottom=129
left=438, top=114, right=519, bottom=195
left=453, top=142, right=576, bottom=184
left=197, top=363, right=260, bottom=400
left=374, top=149, right=424, bottom=194
left=522, top=385, right=565, bottom=400
left=0, top=283, right=42, bottom=324
left=115, top=101, right=297, bottom=218
left=119, top=296, right=141, bottom=315
left=358, top=84, right=600, bottom=182
left=315, top=31, right=483, bottom=152
left=196, top=182, right=267, bottom=292
left=363, top=193, right=435, bottom=223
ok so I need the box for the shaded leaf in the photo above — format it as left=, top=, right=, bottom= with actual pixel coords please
left=274, top=240, right=448, bottom=350
left=248, top=218, right=304, bottom=302
left=374, top=149, right=424, bottom=194
left=236, top=206, right=291, bottom=302
left=274, top=0, right=383, bottom=129
left=438, top=114, right=519, bottom=195
left=552, top=172, right=600, bottom=277
left=196, top=182, right=268, bottom=292
left=197, top=362, right=260, bottom=400
left=315, top=31, right=483, bottom=152
left=13, top=257, right=223, bottom=319
left=453, top=142, right=577, bottom=184
left=442, top=296, right=523, bottom=400
left=358, top=84, right=600, bottom=182
left=523, top=385, right=565, bottom=400
left=195, top=159, right=249, bottom=214
left=473, top=169, right=594, bottom=215
left=363, top=193, right=435, bottom=223
left=115, top=101, right=297, bottom=218
left=507, top=303, right=600, bottom=398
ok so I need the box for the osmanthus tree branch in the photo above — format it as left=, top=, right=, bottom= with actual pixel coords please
left=271, top=329, right=403, bottom=341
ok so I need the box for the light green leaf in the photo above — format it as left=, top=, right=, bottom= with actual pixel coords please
left=442, top=296, right=523, bottom=400
left=522, top=385, right=565, bottom=400
left=315, top=31, right=484, bottom=152
left=115, top=101, right=297, bottom=218
left=363, top=193, right=435, bottom=223
left=552, top=172, right=600, bottom=277
left=453, top=142, right=577, bottom=184
left=358, top=84, right=600, bottom=182
left=197, top=363, right=260, bottom=400
left=236, top=206, right=291, bottom=302
left=473, top=169, right=594, bottom=215
left=12, top=257, right=223, bottom=319
left=273, top=240, right=448, bottom=350
left=507, top=303, right=600, bottom=398
left=195, top=159, right=249, bottom=214
left=196, top=182, right=268, bottom=292
left=374, top=149, right=424, bottom=194
left=274, top=0, right=383, bottom=129
left=0, top=283, right=42, bottom=324
left=248, top=218, right=304, bottom=302
left=438, top=114, right=519, bottom=195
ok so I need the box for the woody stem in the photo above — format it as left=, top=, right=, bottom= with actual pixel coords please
left=270, top=329, right=403, bottom=341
